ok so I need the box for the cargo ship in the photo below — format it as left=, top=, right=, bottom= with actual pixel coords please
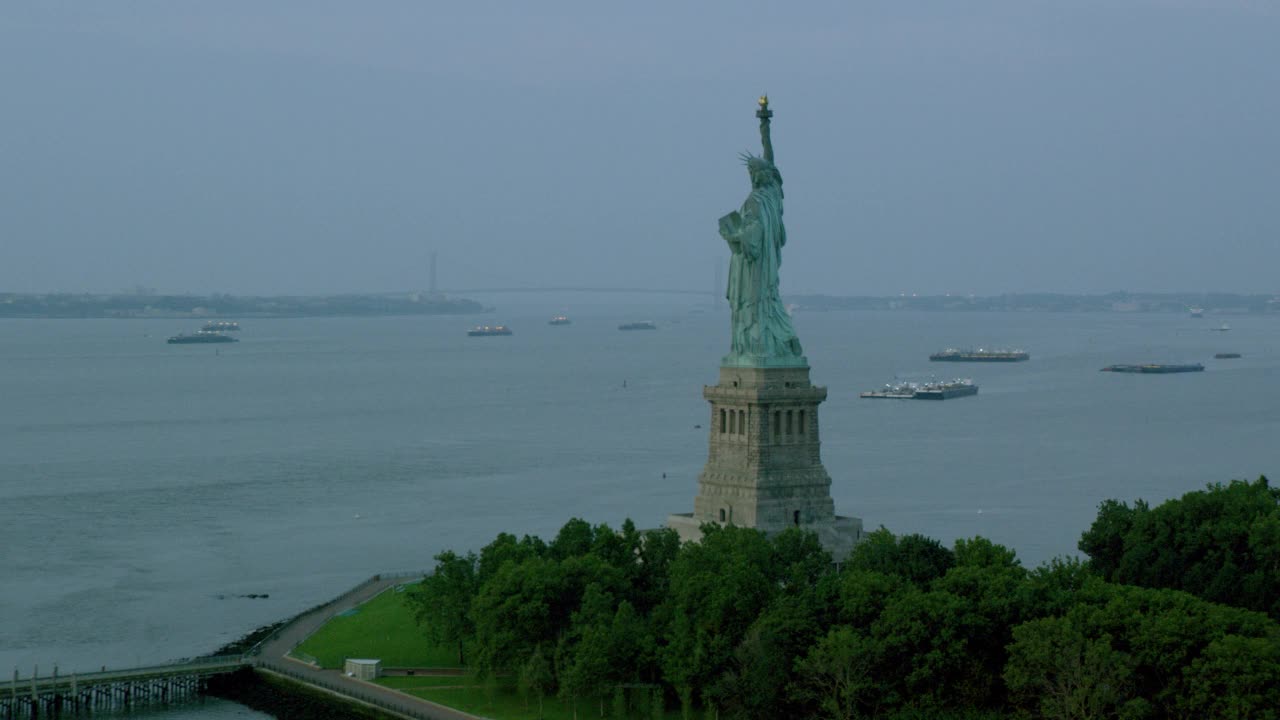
left=1214, top=353, right=1241, bottom=359
left=1100, top=363, right=1204, bottom=374
left=930, top=348, right=1028, bottom=362
left=467, top=325, right=512, bottom=337
left=618, top=321, right=657, bottom=331
left=201, top=320, right=240, bottom=332
left=860, top=379, right=978, bottom=400
left=167, top=331, right=238, bottom=344
left=548, top=315, right=571, bottom=326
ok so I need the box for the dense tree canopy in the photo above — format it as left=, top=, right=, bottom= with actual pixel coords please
left=409, top=487, right=1280, bottom=719
left=1079, top=476, right=1280, bottom=619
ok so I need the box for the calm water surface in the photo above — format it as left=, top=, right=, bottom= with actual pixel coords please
left=2, top=302, right=1277, bottom=716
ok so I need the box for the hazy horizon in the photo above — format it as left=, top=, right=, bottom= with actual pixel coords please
left=3, top=2, right=1278, bottom=297
left=4, top=286, right=1277, bottom=300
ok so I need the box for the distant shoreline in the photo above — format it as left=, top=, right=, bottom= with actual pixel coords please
left=789, top=291, right=1280, bottom=315
left=2, top=290, right=1278, bottom=319
left=0, top=292, right=487, bottom=319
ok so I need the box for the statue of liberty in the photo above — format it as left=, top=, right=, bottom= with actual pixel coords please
left=718, top=96, right=805, bottom=367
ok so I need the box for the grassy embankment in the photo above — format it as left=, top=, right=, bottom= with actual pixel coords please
left=293, top=585, right=681, bottom=720
left=290, top=583, right=457, bottom=668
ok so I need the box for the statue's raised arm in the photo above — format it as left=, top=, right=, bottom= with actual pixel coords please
left=719, top=96, right=804, bottom=366
left=757, top=95, right=774, bottom=164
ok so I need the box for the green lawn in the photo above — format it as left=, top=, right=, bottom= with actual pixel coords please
left=294, top=586, right=681, bottom=718
left=376, top=675, right=478, bottom=690
left=290, top=583, right=461, bottom=669
left=388, top=680, right=682, bottom=720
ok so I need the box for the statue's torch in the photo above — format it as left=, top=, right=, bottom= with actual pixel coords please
left=756, top=95, right=774, bottom=163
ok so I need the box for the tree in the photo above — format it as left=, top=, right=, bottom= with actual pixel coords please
left=408, top=550, right=477, bottom=664
left=835, top=569, right=907, bottom=629
left=471, top=556, right=567, bottom=676
left=1010, top=580, right=1278, bottom=718
left=478, top=531, right=547, bottom=584
left=1019, top=556, right=1096, bottom=619
left=1079, top=477, right=1280, bottom=619
left=552, top=518, right=597, bottom=561
left=952, top=536, right=1021, bottom=571
left=793, top=626, right=879, bottom=720
left=1077, top=499, right=1140, bottom=579
left=651, top=687, right=664, bottom=720
left=558, top=585, right=620, bottom=719
left=845, top=528, right=955, bottom=587
left=633, top=527, right=681, bottom=614
left=706, top=586, right=831, bottom=719
left=658, top=525, right=780, bottom=703
left=612, top=687, right=627, bottom=719
left=868, top=587, right=975, bottom=710
left=519, top=645, right=555, bottom=719
left=931, top=538, right=1031, bottom=707
left=1178, top=634, right=1280, bottom=720
left=1004, top=617, right=1136, bottom=720
left=771, top=527, right=832, bottom=592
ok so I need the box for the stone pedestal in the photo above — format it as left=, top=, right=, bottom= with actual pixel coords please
left=667, top=365, right=863, bottom=559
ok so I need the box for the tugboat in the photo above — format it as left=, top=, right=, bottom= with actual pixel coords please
left=167, top=331, right=238, bottom=344
left=618, top=321, right=657, bottom=331
left=548, top=315, right=571, bottom=326
left=930, top=348, right=1029, bottom=362
left=467, top=325, right=512, bottom=337
left=201, top=320, right=240, bottom=332
left=860, top=379, right=978, bottom=400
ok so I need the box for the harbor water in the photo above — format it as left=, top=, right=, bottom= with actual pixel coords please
left=2, top=300, right=1277, bottom=717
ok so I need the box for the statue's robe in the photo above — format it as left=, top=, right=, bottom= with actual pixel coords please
left=721, top=181, right=803, bottom=361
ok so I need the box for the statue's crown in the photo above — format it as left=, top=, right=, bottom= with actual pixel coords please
left=739, top=152, right=771, bottom=171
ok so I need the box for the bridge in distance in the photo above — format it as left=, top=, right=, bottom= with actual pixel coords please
left=441, top=286, right=714, bottom=297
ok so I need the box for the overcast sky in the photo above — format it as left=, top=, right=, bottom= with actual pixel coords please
left=2, top=1, right=1278, bottom=297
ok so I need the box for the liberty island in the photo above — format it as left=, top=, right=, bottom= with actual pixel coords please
left=668, top=97, right=864, bottom=557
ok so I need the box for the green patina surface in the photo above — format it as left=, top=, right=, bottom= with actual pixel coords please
left=719, top=96, right=807, bottom=369
left=290, top=583, right=460, bottom=669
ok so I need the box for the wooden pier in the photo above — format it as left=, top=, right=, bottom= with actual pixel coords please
left=3, top=572, right=432, bottom=719
left=2, top=657, right=246, bottom=719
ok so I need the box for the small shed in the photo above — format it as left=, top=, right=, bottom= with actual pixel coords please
left=343, top=658, right=382, bottom=680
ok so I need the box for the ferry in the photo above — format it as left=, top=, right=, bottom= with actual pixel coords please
left=930, top=348, right=1029, bottom=362
left=467, top=325, right=512, bottom=337
left=861, top=379, right=978, bottom=400
left=167, top=331, right=238, bottom=344
left=618, top=321, right=657, bottom=331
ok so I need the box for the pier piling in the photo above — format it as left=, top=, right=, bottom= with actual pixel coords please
left=0, top=658, right=244, bottom=718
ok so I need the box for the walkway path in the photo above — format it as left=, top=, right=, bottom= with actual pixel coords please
left=249, top=574, right=484, bottom=720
